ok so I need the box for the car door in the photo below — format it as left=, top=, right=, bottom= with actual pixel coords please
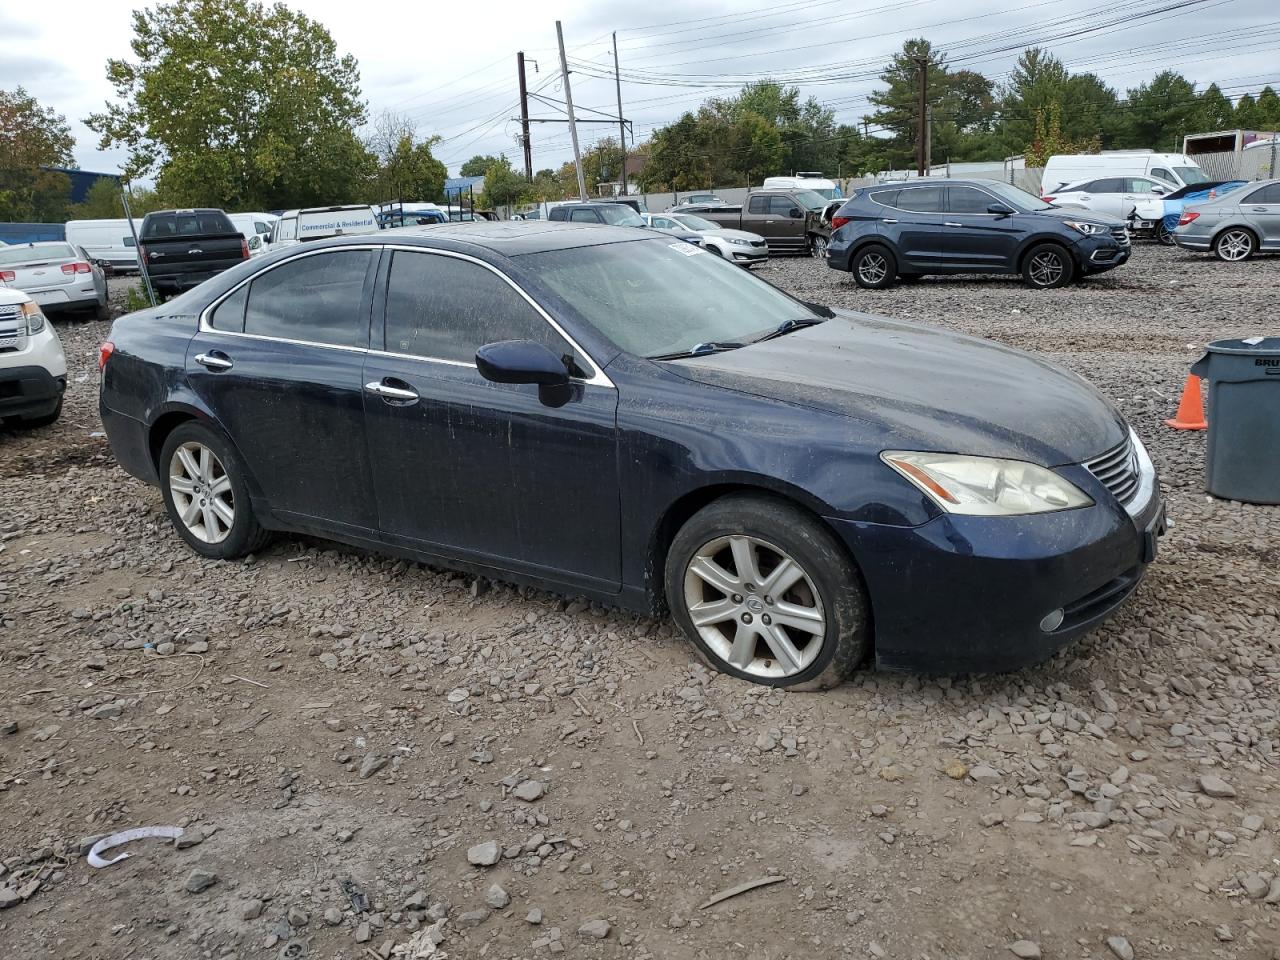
left=887, top=184, right=948, bottom=268
left=361, top=247, right=622, bottom=588
left=941, top=184, right=1023, bottom=270
left=1241, top=182, right=1280, bottom=247
left=1123, top=177, right=1167, bottom=224
left=185, top=247, right=380, bottom=534
left=742, top=195, right=777, bottom=245
left=1075, top=178, right=1123, bottom=217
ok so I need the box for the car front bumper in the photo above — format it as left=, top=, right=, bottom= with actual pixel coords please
left=730, top=248, right=769, bottom=264
left=829, top=472, right=1164, bottom=673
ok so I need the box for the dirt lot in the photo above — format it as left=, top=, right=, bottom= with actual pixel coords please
left=2, top=247, right=1277, bottom=960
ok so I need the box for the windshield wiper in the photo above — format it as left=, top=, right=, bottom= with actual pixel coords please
left=647, top=341, right=745, bottom=361
left=750, top=316, right=827, bottom=344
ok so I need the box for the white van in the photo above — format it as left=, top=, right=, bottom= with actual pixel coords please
left=1042, top=152, right=1210, bottom=194
left=762, top=173, right=843, bottom=200
left=64, top=219, right=139, bottom=273
left=265, top=205, right=380, bottom=250
left=228, top=212, right=279, bottom=257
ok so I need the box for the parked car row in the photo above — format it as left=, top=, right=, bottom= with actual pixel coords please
left=98, top=220, right=1165, bottom=689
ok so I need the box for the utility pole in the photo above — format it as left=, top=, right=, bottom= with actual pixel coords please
left=914, top=55, right=929, bottom=177
left=517, top=52, right=533, bottom=181
left=613, top=32, right=627, bottom=196
left=556, top=21, right=588, bottom=202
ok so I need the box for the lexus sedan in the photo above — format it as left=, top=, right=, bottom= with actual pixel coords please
left=1173, top=178, right=1280, bottom=261
left=827, top=180, right=1130, bottom=289
left=99, top=223, right=1164, bottom=686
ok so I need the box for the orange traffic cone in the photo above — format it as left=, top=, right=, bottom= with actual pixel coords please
left=1165, top=374, right=1207, bottom=430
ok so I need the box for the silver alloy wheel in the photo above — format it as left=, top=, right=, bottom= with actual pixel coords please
left=1217, top=229, right=1253, bottom=261
left=857, top=251, right=888, bottom=285
left=169, top=441, right=235, bottom=544
left=1028, top=250, right=1065, bottom=286
left=1155, top=221, right=1174, bottom=246
left=683, top=534, right=826, bottom=679
left=812, top=236, right=829, bottom=259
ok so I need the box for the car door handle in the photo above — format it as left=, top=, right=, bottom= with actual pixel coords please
left=1252, top=207, right=1268, bottom=212
left=880, top=218, right=898, bottom=224
left=194, top=352, right=233, bottom=371
left=365, top=379, right=419, bottom=403
left=944, top=221, right=963, bottom=227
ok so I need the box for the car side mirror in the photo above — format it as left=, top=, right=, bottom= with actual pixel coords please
left=477, top=340, right=571, bottom=407
left=987, top=203, right=1015, bottom=217
left=1151, top=186, right=1166, bottom=194
left=788, top=207, right=802, bottom=219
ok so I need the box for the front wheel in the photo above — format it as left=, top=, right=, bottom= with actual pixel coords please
left=665, top=495, right=870, bottom=689
left=851, top=244, right=896, bottom=289
left=1214, top=228, right=1255, bottom=262
left=810, top=235, right=829, bottom=259
left=1021, top=243, right=1075, bottom=289
left=159, top=421, right=271, bottom=560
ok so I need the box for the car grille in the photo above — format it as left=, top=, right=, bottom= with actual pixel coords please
left=1110, top=225, right=1130, bottom=247
left=0, top=303, right=25, bottom=353
left=1084, top=435, right=1140, bottom=504
left=749, top=239, right=766, bottom=248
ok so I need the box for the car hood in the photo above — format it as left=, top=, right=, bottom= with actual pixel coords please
left=701, top=228, right=764, bottom=242
left=1034, top=206, right=1126, bottom=227
left=666, top=312, right=1127, bottom=466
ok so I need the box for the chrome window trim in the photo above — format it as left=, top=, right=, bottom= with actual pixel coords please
left=198, top=243, right=614, bottom=388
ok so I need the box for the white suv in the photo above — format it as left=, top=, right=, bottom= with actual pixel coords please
left=0, top=288, right=67, bottom=428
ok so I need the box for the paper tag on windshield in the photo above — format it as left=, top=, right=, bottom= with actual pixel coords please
left=668, top=242, right=703, bottom=256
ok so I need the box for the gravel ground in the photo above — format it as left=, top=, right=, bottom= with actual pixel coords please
left=1, top=248, right=1277, bottom=960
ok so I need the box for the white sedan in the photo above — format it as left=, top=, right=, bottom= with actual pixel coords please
left=641, top=213, right=769, bottom=266
left=1043, top=176, right=1173, bottom=239
left=0, top=241, right=109, bottom=318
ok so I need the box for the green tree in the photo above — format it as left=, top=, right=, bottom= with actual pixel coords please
left=460, top=154, right=501, bottom=178
left=70, top=177, right=167, bottom=219
left=1120, top=71, right=1200, bottom=149
left=87, top=0, right=373, bottom=210
left=0, top=86, right=75, bottom=222
left=1025, top=103, right=1099, bottom=166
left=479, top=156, right=527, bottom=210
left=866, top=39, right=955, bottom=169
left=1253, top=86, right=1280, bottom=129
left=1195, top=83, right=1235, bottom=132
left=368, top=111, right=446, bottom=201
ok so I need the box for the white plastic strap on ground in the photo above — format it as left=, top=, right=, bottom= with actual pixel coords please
left=87, top=826, right=184, bottom=868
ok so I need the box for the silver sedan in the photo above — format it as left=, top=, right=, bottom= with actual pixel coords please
left=0, top=241, right=109, bottom=317
left=1173, top=179, right=1280, bottom=261
left=641, top=213, right=769, bottom=266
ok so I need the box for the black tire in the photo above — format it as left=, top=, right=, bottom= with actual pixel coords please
left=1021, top=242, right=1075, bottom=289
left=664, top=494, right=870, bottom=690
left=850, top=244, right=896, bottom=289
left=94, top=298, right=111, bottom=321
left=1213, top=227, right=1256, bottom=262
left=21, top=398, right=62, bottom=429
left=158, top=421, right=271, bottom=560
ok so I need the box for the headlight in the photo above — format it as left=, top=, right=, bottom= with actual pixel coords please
left=20, top=301, right=45, bottom=335
left=1062, top=220, right=1109, bottom=236
left=727, top=237, right=751, bottom=246
left=881, top=451, right=1094, bottom=516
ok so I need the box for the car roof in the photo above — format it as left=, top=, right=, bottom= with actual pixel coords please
left=318, top=220, right=648, bottom=257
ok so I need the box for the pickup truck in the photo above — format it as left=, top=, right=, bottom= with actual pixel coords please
left=138, top=209, right=248, bottom=297
left=675, top=189, right=830, bottom=255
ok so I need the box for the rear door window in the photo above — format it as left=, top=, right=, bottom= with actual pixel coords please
left=1090, top=178, right=1123, bottom=193
left=894, top=186, right=945, bottom=212
left=243, top=250, right=372, bottom=347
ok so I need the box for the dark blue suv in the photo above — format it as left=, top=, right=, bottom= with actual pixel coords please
left=826, top=179, right=1131, bottom=289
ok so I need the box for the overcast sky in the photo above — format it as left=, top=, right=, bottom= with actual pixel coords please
left=4, top=0, right=1275, bottom=181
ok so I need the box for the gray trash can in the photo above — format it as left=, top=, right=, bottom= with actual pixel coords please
left=1190, top=336, right=1280, bottom=504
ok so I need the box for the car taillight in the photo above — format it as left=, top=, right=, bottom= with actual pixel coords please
left=99, top=341, right=115, bottom=371
left=1041, top=196, right=1055, bottom=203
left=240, top=238, right=250, bottom=259
left=0, top=270, right=14, bottom=282
left=61, top=261, right=93, bottom=275
left=1178, top=212, right=1200, bottom=226
left=138, top=244, right=148, bottom=262
left=831, top=215, right=851, bottom=230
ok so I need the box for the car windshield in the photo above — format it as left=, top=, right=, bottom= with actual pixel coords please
left=0, top=243, right=75, bottom=264
left=984, top=181, right=1055, bottom=211
left=673, top=214, right=717, bottom=231
left=523, top=238, right=818, bottom=358
left=792, top=189, right=829, bottom=210
left=598, top=206, right=644, bottom=226
left=1172, top=166, right=1210, bottom=185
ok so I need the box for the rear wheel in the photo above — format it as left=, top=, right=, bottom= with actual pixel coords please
left=159, top=421, right=271, bottom=560
left=1214, top=228, right=1255, bottom=262
left=851, top=244, right=896, bottom=289
left=1154, top=221, right=1175, bottom=246
left=665, top=495, right=870, bottom=689
left=1021, top=243, right=1075, bottom=289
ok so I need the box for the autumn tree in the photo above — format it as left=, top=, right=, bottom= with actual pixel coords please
left=87, top=0, right=373, bottom=210
left=0, top=87, right=75, bottom=222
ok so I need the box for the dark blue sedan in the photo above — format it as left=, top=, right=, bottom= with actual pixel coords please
left=99, top=222, right=1164, bottom=686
